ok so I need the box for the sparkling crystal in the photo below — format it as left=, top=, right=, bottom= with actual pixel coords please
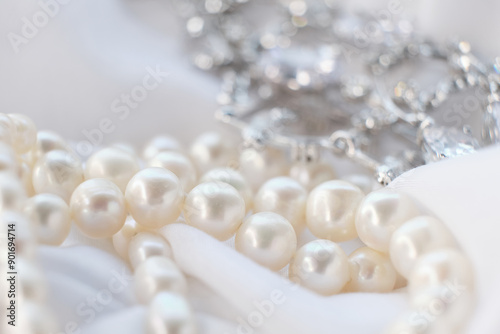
left=483, top=102, right=500, bottom=144
left=422, top=126, right=479, bottom=163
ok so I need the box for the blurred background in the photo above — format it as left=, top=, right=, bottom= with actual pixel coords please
left=0, top=0, right=499, bottom=151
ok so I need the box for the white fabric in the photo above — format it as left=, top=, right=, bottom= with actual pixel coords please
left=1, top=0, right=500, bottom=333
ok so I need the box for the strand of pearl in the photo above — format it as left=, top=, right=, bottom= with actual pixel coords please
left=0, top=113, right=475, bottom=334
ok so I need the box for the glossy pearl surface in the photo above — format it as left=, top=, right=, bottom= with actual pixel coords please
left=148, top=151, right=197, bottom=192
left=125, top=168, right=183, bottom=229
left=70, top=178, right=127, bottom=238
left=32, top=150, right=84, bottom=202
left=345, top=247, right=397, bottom=293
left=189, top=132, right=237, bottom=173
left=146, top=292, right=197, bottom=334
left=201, top=168, right=253, bottom=210
left=184, top=181, right=245, bottom=240
left=85, top=147, right=141, bottom=193
left=112, top=216, right=148, bottom=259
left=32, top=130, right=71, bottom=162
left=8, top=113, right=37, bottom=154
left=0, top=113, right=14, bottom=145
left=235, top=212, right=297, bottom=271
left=0, top=143, right=18, bottom=174
left=289, top=161, right=336, bottom=190
left=355, top=190, right=420, bottom=253
left=306, top=180, right=364, bottom=242
left=408, top=249, right=474, bottom=299
left=254, top=176, right=307, bottom=233
left=25, top=193, right=71, bottom=246
left=289, top=239, right=349, bottom=295
left=128, top=232, right=172, bottom=269
left=0, top=173, right=27, bottom=211
left=143, top=135, right=182, bottom=161
left=134, top=256, right=187, bottom=304
left=239, top=147, right=289, bottom=192
left=390, top=216, right=457, bottom=279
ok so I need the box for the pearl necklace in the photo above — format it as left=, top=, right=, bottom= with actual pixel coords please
left=0, top=113, right=474, bottom=333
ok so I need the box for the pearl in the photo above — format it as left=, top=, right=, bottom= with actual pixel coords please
left=145, top=292, right=197, bottom=334
left=128, top=232, right=172, bottom=269
left=355, top=190, right=420, bottom=253
left=143, top=135, right=182, bottom=161
left=70, top=178, right=127, bottom=239
left=0, top=142, right=18, bottom=174
left=254, top=176, right=307, bottom=233
left=24, top=193, right=71, bottom=246
left=19, top=159, right=35, bottom=196
left=390, top=216, right=457, bottom=279
left=18, top=259, right=47, bottom=301
left=184, top=181, right=245, bottom=241
left=289, top=161, right=336, bottom=191
left=344, top=247, right=396, bottom=293
left=0, top=113, right=15, bottom=145
left=125, top=168, right=184, bottom=229
left=32, top=150, right=84, bottom=202
left=235, top=212, right=297, bottom=271
left=134, top=256, right=187, bottom=304
left=306, top=180, right=364, bottom=242
left=0, top=173, right=27, bottom=211
left=8, top=113, right=37, bottom=154
left=148, top=151, right=197, bottom=192
left=201, top=168, right=253, bottom=210
left=289, top=239, right=349, bottom=295
left=0, top=211, right=37, bottom=259
left=85, top=147, right=141, bottom=193
left=112, top=216, right=149, bottom=259
left=32, top=130, right=71, bottom=162
left=239, top=147, right=289, bottom=192
left=190, top=132, right=237, bottom=173
left=408, top=249, right=474, bottom=299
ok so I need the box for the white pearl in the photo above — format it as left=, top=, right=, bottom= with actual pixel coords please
left=134, top=256, right=188, bottom=304
left=0, top=211, right=37, bottom=259
left=25, top=193, right=71, bottom=246
left=112, top=216, right=149, bottom=259
left=306, top=180, right=364, bottom=242
left=70, top=178, right=127, bottom=238
left=344, top=247, right=397, bottom=293
left=239, top=147, right=288, bottom=192
left=125, top=168, right=184, bottom=229
left=355, top=190, right=420, bottom=253
left=143, top=135, right=182, bottom=161
left=254, top=176, right=307, bottom=234
left=390, top=216, right=457, bottom=279
left=85, top=147, right=141, bottom=193
left=235, top=212, right=297, bottom=271
left=32, top=150, right=84, bottom=202
left=201, top=168, right=253, bottom=210
left=408, top=249, right=474, bottom=299
left=409, top=285, right=475, bottom=334
left=0, top=173, right=27, bottom=211
left=148, top=151, right=197, bottom=192
left=184, top=181, right=245, bottom=241
left=0, top=113, right=15, bottom=145
left=8, top=113, right=37, bottom=154
left=19, top=159, right=35, bottom=196
left=289, top=161, right=336, bottom=191
left=190, top=132, right=237, bottom=173
left=145, top=292, right=197, bottom=334
left=128, top=232, right=173, bottom=269
left=18, top=259, right=47, bottom=301
left=289, top=239, right=349, bottom=295
left=32, top=130, right=71, bottom=162
left=0, top=142, right=18, bottom=174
